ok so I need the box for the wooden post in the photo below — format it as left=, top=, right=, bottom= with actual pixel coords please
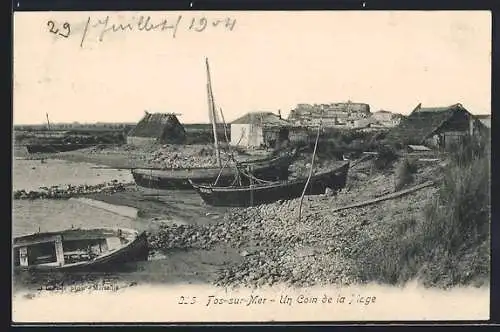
left=298, top=119, right=322, bottom=222
left=46, top=113, right=51, bottom=131
left=249, top=165, right=254, bottom=206
left=54, top=235, right=65, bottom=266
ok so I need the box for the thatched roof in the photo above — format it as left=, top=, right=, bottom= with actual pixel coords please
left=128, top=112, right=186, bottom=143
left=385, top=103, right=469, bottom=144
left=231, top=112, right=290, bottom=127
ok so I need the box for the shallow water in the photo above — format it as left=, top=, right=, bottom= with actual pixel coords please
left=12, top=158, right=133, bottom=191
left=12, top=158, right=224, bottom=293
left=12, top=199, right=145, bottom=237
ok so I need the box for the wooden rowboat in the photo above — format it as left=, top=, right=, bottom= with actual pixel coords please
left=131, top=151, right=295, bottom=190
left=189, top=161, right=350, bottom=207
left=13, top=227, right=149, bottom=272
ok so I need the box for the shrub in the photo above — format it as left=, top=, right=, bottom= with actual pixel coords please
left=413, top=153, right=490, bottom=287
left=424, top=155, right=490, bottom=251
left=373, top=145, right=398, bottom=170
left=448, top=134, right=490, bottom=167
left=352, top=137, right=490, bottom=287
left=395, top=158, right=418, bottom=191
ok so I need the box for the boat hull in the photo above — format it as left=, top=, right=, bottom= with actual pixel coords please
left=131, top=153, right=294, bottom=190
left=26, top=144, right=88, bottom=154
left=13, top=228, right=149, bottom=272
left=190, top=161, right=349, bottom=207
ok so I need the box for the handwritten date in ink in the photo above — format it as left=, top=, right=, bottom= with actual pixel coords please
left=47, top=20, right=71, bottom=38
left=189, top=17, right=237, bottom=32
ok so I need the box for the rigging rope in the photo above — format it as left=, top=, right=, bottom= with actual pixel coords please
left=214, top=131, right=246, bottom=186
left=238, top=168, right=275, bottom=184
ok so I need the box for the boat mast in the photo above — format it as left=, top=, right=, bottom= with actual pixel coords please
left=205, top=57, right=222, bottom=168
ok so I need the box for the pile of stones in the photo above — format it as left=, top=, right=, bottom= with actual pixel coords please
left=13, top=181, right=128, bottom=200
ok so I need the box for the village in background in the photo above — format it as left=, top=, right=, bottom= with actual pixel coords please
left=13, top=100, right=492, bottom=151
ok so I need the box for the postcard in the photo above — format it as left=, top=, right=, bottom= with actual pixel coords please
left=12, top=10, right=491, bottom=323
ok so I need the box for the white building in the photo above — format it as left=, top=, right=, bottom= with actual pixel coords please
left=230, top=111, right=290, bottom=148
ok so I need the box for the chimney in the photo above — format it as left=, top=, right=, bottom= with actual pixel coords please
left=278, top=109, right=282, bottom=119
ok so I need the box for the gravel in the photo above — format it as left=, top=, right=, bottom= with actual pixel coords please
left=85, top=144, right=259, bottom=169
left=13, top=181, right=129, bottom=200
left=148, top=161, right=441, bottom=288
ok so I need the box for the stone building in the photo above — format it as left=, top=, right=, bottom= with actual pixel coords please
left=287, top=101, right=371, bottom=127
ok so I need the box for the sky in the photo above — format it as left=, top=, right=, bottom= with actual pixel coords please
left=13, top=11, right=491, bottom=125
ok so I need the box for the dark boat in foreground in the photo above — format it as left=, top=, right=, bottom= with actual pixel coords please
left=189, top=161, right=350, bottom=207
left=25, top=143, right=88, bottom=154
left=131, top=151, right=296, bottom=190
left=13, top=227, right=148, bottom=272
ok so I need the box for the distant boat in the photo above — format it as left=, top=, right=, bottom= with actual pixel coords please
left=24, top=112, right=90, bottom=154
left=131, top=151, right=296, bottom=190
left=25, top=143, right=88, bottom=154
left=189, top=161, right=350, bottom=207
left=13, top=227, right=148, bottom=271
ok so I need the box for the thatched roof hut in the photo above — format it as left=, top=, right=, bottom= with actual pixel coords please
left=384, top=103, right=487, bottom=149
left=127, top=111, right=186, bottom=146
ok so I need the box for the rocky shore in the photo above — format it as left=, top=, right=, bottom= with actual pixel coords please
left=147, top=160, right=443, bottom=289
left=19, top=144, right=264, bottom=170
left=13, top=181, right=130, bottom=200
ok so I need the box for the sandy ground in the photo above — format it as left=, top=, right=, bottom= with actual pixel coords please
left=87, top=186, right=230, bottom=223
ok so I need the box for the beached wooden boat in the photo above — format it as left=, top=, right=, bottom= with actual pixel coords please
left=189, top=161, right=350, bottom=207
left=131, top=152, right=295, bottom=190
left=25, top=143, right=88, bottom=154
left=13, top=227, right=149, bottom=271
